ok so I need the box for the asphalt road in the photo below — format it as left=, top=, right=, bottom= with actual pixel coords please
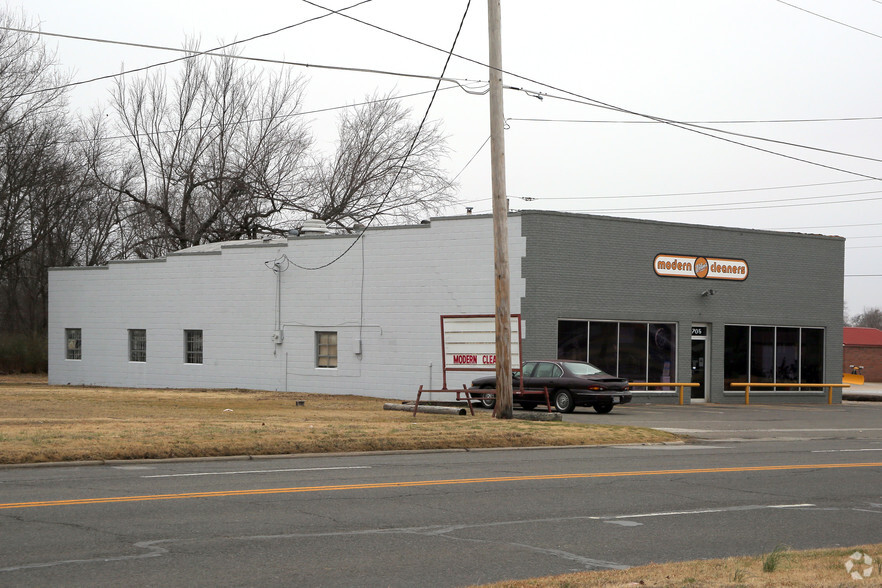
left=2, top=403, right=882, bottom=587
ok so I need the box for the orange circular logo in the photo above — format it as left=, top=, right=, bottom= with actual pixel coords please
left=694, top=257, right=709, bottom=278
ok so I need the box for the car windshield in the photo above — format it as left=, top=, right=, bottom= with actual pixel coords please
left=562, top=361, right=604, bottom=376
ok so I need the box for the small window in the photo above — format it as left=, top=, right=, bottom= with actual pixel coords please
left=184, top=330, right=203, bottom=364
left=65, top=328, right=82, bottom=360
left=316, top=331, right=337, bottom=368
left=129, top=329, right=146, bottom=362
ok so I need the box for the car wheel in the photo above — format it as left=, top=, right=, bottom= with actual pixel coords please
left=553, top=390, right=575, bottom=413
left=593, top=402, right=614, bottom=414
left=479, top=386, right=496, bottom=410
left=519, top=402, right=537, bottom=411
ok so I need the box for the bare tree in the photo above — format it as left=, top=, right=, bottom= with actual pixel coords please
left=852, top=307, right=882, bottom=330
left=0, top=9, right=80, bottom=269
left=304, top=92, right=456, bottom=231
left=93, top=44, right=312, bottom=254
left=0, top=9, right=94, bottom=338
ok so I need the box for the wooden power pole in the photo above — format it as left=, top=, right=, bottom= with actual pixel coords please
left=487, top=0, right=512, bottom=419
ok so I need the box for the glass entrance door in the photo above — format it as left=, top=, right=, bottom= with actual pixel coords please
left=691, top=338, right=707, bottom=402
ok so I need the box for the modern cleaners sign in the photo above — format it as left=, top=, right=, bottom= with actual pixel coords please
left=654, top=254, right=748, bottom=281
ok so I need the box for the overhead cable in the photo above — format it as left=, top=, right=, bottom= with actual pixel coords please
left=289, top=0, right=473, bottom=271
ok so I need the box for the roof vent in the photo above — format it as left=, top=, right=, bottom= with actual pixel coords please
left=300, top=218, right=331, bottom=235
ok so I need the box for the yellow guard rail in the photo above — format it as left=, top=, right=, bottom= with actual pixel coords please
left=627, top=382, right=700, bottom=405
left=729, top=382, right=850, bottom=405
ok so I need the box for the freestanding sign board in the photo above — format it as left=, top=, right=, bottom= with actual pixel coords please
left=440, top=314, right=522, bottom=390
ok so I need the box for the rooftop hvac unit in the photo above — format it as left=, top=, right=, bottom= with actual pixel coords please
left=300, top=218, right=330, bottom=235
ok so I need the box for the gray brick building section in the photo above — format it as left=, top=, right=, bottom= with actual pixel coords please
left=518, top=211, right=845, bottom=403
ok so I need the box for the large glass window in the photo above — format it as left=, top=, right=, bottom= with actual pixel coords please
left=558, top=320, right=676, bottom=382
left=776, top=327, right=799, bottom=386
left=648, top=324, right=676, bottom=383
left=723, top=325, right=749, bottom=389
left=129, top=329, right=146, bottom=362
left=724, top=325, right=825, bottom=390
left=65, top=328, right=82, bottom=360
left=800, top=328, right=824, bottom=386
left=588, top=322, right=618, bottom=375
left=316, top=331, right=337, bottom=368
left=750, top=326, right=775, bottom=383
left=557, top=321, right=587, bottom=361
left=618, top=323, right=648, bottom=383
left=184, top=330, right=203, bottom=364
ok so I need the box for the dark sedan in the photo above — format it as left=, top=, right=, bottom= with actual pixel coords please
left=470, top=359, right=631, bottom=413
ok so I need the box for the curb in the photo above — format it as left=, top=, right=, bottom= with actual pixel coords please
left=0, top=441, right=687, bottom=470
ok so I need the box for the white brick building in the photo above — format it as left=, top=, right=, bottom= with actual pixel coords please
left=49, top=215, right=526, bottom=399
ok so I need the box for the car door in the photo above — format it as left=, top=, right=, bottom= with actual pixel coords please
left=524, top=361, right=561, bottom=392
left=515, top=362, right=536, bottom=390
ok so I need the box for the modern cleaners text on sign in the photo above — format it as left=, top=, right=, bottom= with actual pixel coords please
left=654, top=254, right=748, bottom=281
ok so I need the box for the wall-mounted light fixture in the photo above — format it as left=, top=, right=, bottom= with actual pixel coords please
left=701, top=289, right=716, bottom=297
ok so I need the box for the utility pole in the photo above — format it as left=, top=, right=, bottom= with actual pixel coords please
left=487, top=0, right=512, bottom=419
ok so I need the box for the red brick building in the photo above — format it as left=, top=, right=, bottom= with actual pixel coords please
left=843, top=327, right=882, bottom=382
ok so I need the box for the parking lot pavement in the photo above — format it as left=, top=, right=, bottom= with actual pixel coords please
left=563, top=397, right=882, bottom=442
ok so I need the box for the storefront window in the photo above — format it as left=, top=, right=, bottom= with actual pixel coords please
left=800, top=328, right=824, bottom=386
left=776, top=327, right=800, bottom=387
left=725, top=325, right=825, bottom=390
left=588, top=322, right=618, bottom=375
left=750, top=326, right=775, bottom=383
left=724, top=325, right=749, bottom=389
left=557, top=321, right=587, bottom=361
left=559, top=320, right=676, bottom=382
left=619, top=323, right=648, bottom=383
left=648, top=324, right=675, bottom=383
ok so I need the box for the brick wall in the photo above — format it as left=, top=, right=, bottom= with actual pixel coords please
left=843, top=347, right=882, bottom=382
left=49, top=216, right=527, bottom=400
left=518, top=211, right=845, bottom=403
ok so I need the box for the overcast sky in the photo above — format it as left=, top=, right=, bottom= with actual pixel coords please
left=8, top=0, right=882, bottom=314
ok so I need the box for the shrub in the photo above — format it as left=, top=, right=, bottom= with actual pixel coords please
left=0, top=333, right=48, bottom=373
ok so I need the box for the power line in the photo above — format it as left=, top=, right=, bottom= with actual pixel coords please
left=304, top=0, right=882, bottom=184
left=510, top=178, right=873, bottom=202
left=52, top=84, right=466, bottom=147
left=289, top=0, right=473, bottom=271
left=3, top=2, right=374, bottom=98
left=13, top=2, right=882, bottom=193
left=775, top=0, right=882, bottom=40
left=513, top=89, right=882, bottom=175
left=1, top=1, right=481, bottom=100
left=508, top=115, right=882, bottom=124
left=501, top=186, right=882, bottom=212
left=770, top=221, right=882, bottom=230
left=563, top=191, right=882, bottom=214
left=509, top=115, right=882, bottom=164
left=489, top=187, right=882, bottom=214
left=451, top=135, right=490, bottom=182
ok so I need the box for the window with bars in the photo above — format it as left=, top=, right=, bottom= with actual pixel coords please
left=184, top=330, right=203, bottom=364
left=65, top=328, right=82, bottom=360
left=316, top=331, right=337, bottom=368
left=129, top=329, right=146, bottom=362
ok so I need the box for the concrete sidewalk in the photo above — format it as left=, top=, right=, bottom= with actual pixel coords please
left=843, top=381, right=882, bottom=401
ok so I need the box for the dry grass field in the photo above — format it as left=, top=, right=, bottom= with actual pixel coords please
left=0, top=375, right=680, bottom=464
left=479, top=543, right=882, bottom=587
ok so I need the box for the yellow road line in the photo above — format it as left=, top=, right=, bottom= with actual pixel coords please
left=2, top=462, right=880, bottom=510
